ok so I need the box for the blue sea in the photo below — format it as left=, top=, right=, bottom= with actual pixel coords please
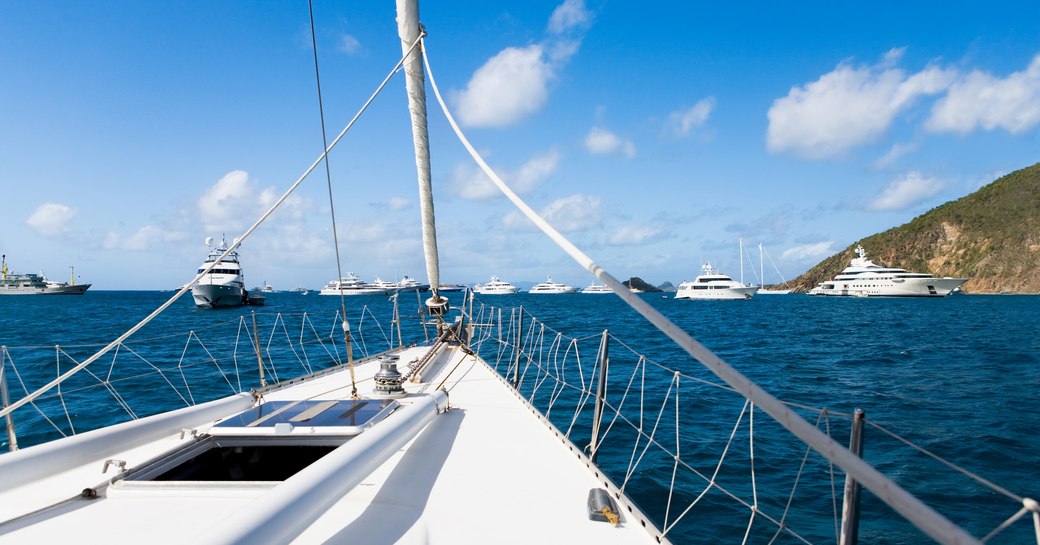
left=1, top=291, right=1038, bottom=544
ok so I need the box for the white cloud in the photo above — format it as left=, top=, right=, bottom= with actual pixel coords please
left=103, top=224, right=187, bottom=251
left=867, top=171, right=943, bottom=211
left=540, top=194, right=601, bottom=232
left=502, top=194, right=601, bottom=233
left=584, top=126, right=636, bottom=158
left=926, top=54, right=1040, bottom=135
left=453, top=45, right=552, bottom=128
left=449, top=151, right=560, bottom=200
left=667, top=97, right=715, bottom=137
left=338, top=34, right=361, bottom=55
left=548, top=0, right=591, bottom=34
left=782, top=242, right=834, bottom=261
left=608, top=226, right=664, bottom=245
left=767, top=50, right=955, bottom=159
left=26, top=203, right=75, bottom=236
left=198, top=170, right=254, bottom=232
left=873, top=142, right=917, bottom=169
left=387, top=196, right=410, bottom=210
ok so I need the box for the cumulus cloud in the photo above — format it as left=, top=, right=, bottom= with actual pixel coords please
left=26, top=203, right=75, bottom=236
left=547, top=0, right=591, bottom=34
left=666, top=97, right=715, bottom=137
left=584, top=126, right=636, bottom=158
left=453, top=45, right=552, bottom=128
left=503, top=194, right=601, bottom=232
left=867, top=171, right=943, bottom=211
left=767, top=49, right=955, bottom=159
left=926, top=54, right=1040, bottom=135
left=454, top=1, right=590, bottom=128
left=338, top=34, right=361, bottom=55
left=540, top=194, right=601, bottom=231
left=608, top=226, right=664, bottom=245
left=103, top=225, right=186, bottom=251
left=197, top=170, right=307, bottom=232
left=873, top=142, right=917, bottom=169
left=782, top=242, right=834, bottom=261
left=449, top=151, right=560, bottom=200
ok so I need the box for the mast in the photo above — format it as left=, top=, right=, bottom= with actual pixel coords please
left=759, top=242, right=764, bottom=287
left=396, top=0, right=442, bottom=299
left=739, top=238, right=744, bottom=285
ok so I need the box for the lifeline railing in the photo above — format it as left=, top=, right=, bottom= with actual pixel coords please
left=461, top=300, right=1039, bottom=545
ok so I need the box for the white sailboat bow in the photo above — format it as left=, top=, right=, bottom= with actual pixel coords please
left=1, top=2, right=1036, bottom=545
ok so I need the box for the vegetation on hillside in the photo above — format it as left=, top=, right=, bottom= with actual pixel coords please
left=788, top=162, right=1040, bottom=293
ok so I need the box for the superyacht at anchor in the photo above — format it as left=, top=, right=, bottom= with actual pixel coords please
left=808, top=246, right=967, bottom=297
left=191, top=237, right=246, bottom=308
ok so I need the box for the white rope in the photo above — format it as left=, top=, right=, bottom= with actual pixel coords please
left=421, top=39, right=980, bottom=545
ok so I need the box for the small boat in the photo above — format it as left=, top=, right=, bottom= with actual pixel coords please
left=528, top=275, right=578, bottom=294
left=808, top=246, right=968, bottom=297
left=318, top=272, right=388, bottom=296
left=580, top=282, right=614, bottom=294
left=289, top=286, right=310, bottom=295
left=436, top=283, right=466, bottom=292
left=674, top=262, right=759, bottom=300
left=191, top=237, right=246, bottom=308
left=473, top=275, right=520, bottom=294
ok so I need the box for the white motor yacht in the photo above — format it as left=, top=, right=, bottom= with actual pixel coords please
left=580, top=282, right=614, bottom=294
left=191, top=238, right=246, bottom=308
left=528, top=275, right=578, bottom=294
left=808, top=246, right=968, bottom=297
left=674, top=262, right=759, bottom=300
left=319, top=272, right=388, bottom=296
left=394, top=275, right=430, bottom=293
left=473, top=275, right=520, bottom=294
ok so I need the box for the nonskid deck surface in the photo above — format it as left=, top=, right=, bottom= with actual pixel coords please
left=0, top=343, right=659, bottom=544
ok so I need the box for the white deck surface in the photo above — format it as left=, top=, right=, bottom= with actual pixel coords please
left=0, top=341, right=665, bottom=544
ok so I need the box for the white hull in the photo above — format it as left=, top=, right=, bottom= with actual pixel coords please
left=674, top=285, right=759, bottom=300
left=192, top=283, right=244, bottom=308
left=474, top=276, right=520, bottom=294
left=580, top=283, right=613, bottom=294
left=757, top=289, right=791, bottom=295
left=808, top=276, right=966, bottom=297
left=319, top=287, right=388, bottom=296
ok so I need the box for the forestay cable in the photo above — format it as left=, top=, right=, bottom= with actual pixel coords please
left=419, top=37, right=979, bottom=545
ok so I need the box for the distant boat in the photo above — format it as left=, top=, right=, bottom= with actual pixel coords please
left=436, top=283, right=466, bottom=292
left=261, top=281, right=274, bottom=293
left=528, top=275, right=578, bottom=294
left=1, top=256, right=91, bottom=295
left=394, top=275, right=430, bottom=293
left=580, top=282, right=614, bottom=294
left=319, top=272, right=387, bottom=296
left=674, top=262, right=759, bottom=300
left=808, top=245, right=968, bottom=297
left=289, top=286, right=310, bottom=295
left=191, top=237, right=246, bottom=308
left=473, top=275, right=519, bottom=294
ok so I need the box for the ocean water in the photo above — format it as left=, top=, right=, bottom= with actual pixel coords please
left=1, top=291, right=1038, bottom=543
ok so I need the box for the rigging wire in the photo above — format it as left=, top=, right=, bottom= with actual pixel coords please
left=418, top=36, right=980, bottom=545
left=307, top=0, right=357, bottom=398
left=0, top=29, right=425, bottom=422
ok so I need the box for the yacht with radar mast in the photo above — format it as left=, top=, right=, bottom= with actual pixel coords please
left=808, top=246, right=968, bottom=297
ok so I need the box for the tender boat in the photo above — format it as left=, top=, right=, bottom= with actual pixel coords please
left=808, top=246, right=968, bottom=297
left=473, top=275, right=520, bottom=294
left=674, top=262, right=759, bottom=300
left=528, top=275, right=578, bottom=294
left=319, top=272, right=388, bottom=296
left=580, top=282, right=614, bottom=294
left=191, top=237, right=246, bottom=308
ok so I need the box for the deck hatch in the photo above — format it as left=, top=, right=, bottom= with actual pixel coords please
left=212, top=398, right=397, bottom=431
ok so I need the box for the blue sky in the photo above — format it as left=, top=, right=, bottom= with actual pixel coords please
left=2, top=1, right=1039, bottom=290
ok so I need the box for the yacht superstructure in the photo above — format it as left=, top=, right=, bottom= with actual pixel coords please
left=191, top=238, right=246, bottom=308
left=808, top=246, right=967, bottom=297
left=473, top=275, right=520, bottom=294
left=674, top=262, right=759, bottom=300
left=528, top=275, right=578, bottom=294
left=319, top=272, right=388, bottom=296
left=580, top=282, right=614, bottom=294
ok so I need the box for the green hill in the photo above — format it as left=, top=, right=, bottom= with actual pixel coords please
left=788, top=162, right=1040, bottom=294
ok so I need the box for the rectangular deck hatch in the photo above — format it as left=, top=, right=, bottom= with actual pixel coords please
left=123, top=398, right=398, bottom=483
